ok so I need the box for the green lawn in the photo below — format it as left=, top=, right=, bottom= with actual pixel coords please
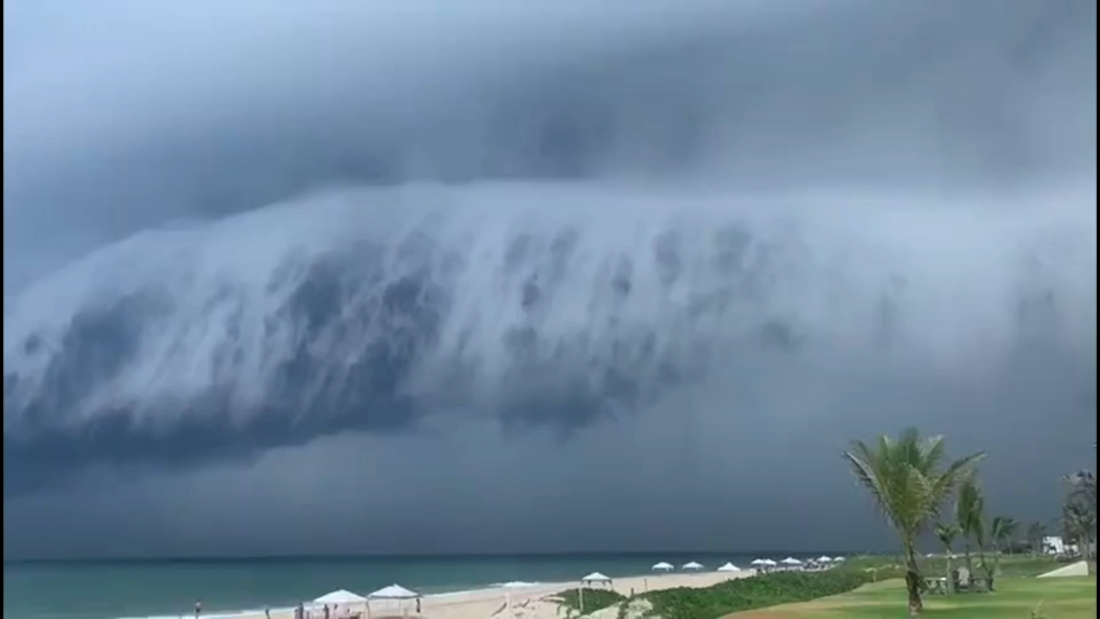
left=840, top=553, right=1067, bottom=578
left=725, top=577, right=1096, bottom=618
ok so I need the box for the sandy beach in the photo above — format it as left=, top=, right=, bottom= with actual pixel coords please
left=241, top=571, right=756, bottom=619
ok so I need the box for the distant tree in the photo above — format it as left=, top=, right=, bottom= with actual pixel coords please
left=843, top=428, right=985, bottom=616
left=984, top=515, right=1019, bottom=589
left=1063, top=470, right=1097, bottom=575
left=1026, top=521, right=1047, bottom=556
left=934, top=522, right=961, bottom=593
left=1067, top=440, right=1099, bottom=571
left=955, top=475, right=985, bottom=576
left=1063, top=501, right=1095, bottom=557
left=1064, top=470, right=1097, bottom=515
left=1060, top=470, right=1095, bottom=507
left=991, top=516, right=1020, bottom=554
left=954, top=476, right=1009, bottom=590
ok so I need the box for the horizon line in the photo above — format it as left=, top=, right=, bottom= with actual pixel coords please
left=4, top=549, right=876, bottom=565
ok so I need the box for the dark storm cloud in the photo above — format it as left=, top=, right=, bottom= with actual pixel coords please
left=6, top=0, right=1095, bottom=278
left=3, top=0, right=1096, bottom=557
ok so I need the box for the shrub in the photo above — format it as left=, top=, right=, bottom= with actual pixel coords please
left=641, top=568, right=888, bottom=619
left=555, top=588, right=627, bottom=614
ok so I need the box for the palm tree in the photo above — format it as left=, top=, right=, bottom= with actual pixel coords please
left=1063, top=469, right=1096, bottom=574
left=843, top=428, right=986, bottom=615
left=991, top=516, right=1020, bottom=554
left=1063, top=488, right=1097, bottom=575
left=984, top=516, right=1019, bottom=590
left=954, top=483, right=1007, bottom=589
left=955, top=474, right=985, bottom=576
left=1026, top=521, right=1047, bottom=556
left=1065, top=470, right=1097, bottom=515
left=1063, top=501, right=1093, bottom=547
left=934, top=522, right=961, bottom=593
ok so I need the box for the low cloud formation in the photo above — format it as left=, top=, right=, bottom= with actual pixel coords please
left=3, top=0, right=1096, bottom=556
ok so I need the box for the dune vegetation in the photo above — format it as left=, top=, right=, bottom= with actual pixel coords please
left=556, top=569, right=888, bottom=619
left=640, top=569, right=886, bottom=619
left=556, top=588, right=628, bottom=614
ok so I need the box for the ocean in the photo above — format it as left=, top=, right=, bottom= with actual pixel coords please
left=3, top=553, right=837, bottom=619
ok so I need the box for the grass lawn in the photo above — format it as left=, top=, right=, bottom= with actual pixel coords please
left=723, top=577, right=1097, bottom=618
left=840, top=553, right=1067, bottom=578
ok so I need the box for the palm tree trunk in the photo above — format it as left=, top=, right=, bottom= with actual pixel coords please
left=963, top=542, right=973, bottom=575
left=904, top=543, right=924, bottom=615
left=977, top=547, right=991, bottom=590
left=945, top=554, right=954, bottom=594
left=1087, top=533, right=1096, bottom=576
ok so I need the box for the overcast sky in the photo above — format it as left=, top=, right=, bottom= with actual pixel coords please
left=3, top=0, right=1096, bottom=560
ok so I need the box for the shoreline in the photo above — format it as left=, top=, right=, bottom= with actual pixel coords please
left=135, top=571, right=759, bottom=619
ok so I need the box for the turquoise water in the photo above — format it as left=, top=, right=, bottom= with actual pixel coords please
left=3, top=553, right=836, bottom=619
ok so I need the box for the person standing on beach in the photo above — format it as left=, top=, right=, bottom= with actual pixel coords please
left=264, top=606, right=271, bottom=619
left=194, top=599, right=202, bottom=619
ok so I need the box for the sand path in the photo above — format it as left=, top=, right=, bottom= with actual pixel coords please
left=1037, top=560, right=1090, bottom=578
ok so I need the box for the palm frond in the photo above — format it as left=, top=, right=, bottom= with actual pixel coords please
left=845, top=428, right=982, bottom=555
left=920, top=435, right=947, bottom=473
left=934, top=521, right=960, bottom=552
left=953, top=470, right=990, bottom=560
left=843, top=444, right=899, bottom=528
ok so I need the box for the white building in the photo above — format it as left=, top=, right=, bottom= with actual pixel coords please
left=1043, top=536, right=1081, bottom=556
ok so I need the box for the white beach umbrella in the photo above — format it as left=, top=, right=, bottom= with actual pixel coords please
left=315, top=589, right=367, bottom=605
left=817, top=556, right=833, bottom=563
left=314, top=589, right=369, bottom=616
left=652, top=562, right=674, bottom=571
left=761, top=559, right=778, bottom=567
left=717, top=562, right=740, bottom=572
left=576, top=572, right=613, bottom=614
left=366, top=584, right=419, bottom=619
left=749, top=559, right=767, bottom=566
left=581, top=571, right=613, bottom=601
left=833, top=556, right=846, bottom=562
left=368, top=584, right=419, bottom=599
left=682, top=561, right=704, bottom=570
left=780, top=557, right=803, bottom=566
